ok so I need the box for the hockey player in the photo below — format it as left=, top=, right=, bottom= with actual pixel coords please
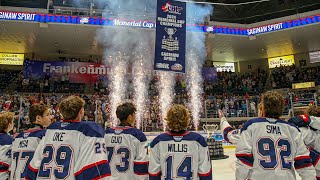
left=236, top=90, right=316, bottom=180
left=149, top=104, right=212, bottom=180
left=0, top=112, right=14, bottom=179
left=105, top=102, right=149, bottom=180
left=10, top=103, right=52, bottom=179
left=26, top=95, right=110, bottom=180
left=288, top=106, right=320, bottom=179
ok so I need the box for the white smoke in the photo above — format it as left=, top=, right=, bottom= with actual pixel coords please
left=186, top=3, right=213, bottom=131
left=96, top=0, right=156, bottom=127
left=158, top=71, right=175, bottom=131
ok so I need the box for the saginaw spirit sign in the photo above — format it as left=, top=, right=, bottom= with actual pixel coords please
left=268, top=55, right=295, bottom=69
left=154, top=0, right=186, bottom=73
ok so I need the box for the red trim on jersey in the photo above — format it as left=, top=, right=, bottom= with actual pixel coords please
left=74, top=160, right=108, bottom=176
left=63, top=120, right=81, bottom=122
left=239, top=159, right=253, bottom=167
left=294, top=156, right=310, bottom=161
left=134, top=172, right=149, bottom=175
left=0, top=170, right=8, bottom=172
left=295, top=163, right=313, bottom=169
left=198, top=169, right=212, bottom=176
left=149, top=171, right=162, bottom=176
left=223, top=126, right=233, bottom=133
left=236, top=154, right=253, bottom=157
left=134, top=161, right=149, bottom=165
left=314, top=155, right=320, bottom=166
left=112, top=126, right=132, bottom=130
left=24, top=128, right=43, bottom=133
left=27, top=164, right=38, bottom=172
left=91, top=173, right=111, bottom=180
left=166, top=131, right=190, bottom=136
left=0, top=162, right=9, bottom=167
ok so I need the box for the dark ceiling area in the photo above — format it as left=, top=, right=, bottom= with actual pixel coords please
left=1, top=0, right=319, bottom=24
left=204, top=0, right=320, bottom=24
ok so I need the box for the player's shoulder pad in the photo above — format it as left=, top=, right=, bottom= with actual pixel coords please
left=15, top=129, right=46, bottom=139
left=150, top=131, right=207, bottom=148
left=0, top=133, right=13, bottom=145
left=106, top=127, right=147, bottom=142
left=241, top=118, right=269, bottom=132
left=242, top=118, right=300, bottom=132
left=183, top=132, right=208, bottom=147
left=48, top=121, right=105, bottom=138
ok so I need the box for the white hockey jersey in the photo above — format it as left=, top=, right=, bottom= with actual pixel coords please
left=301, top=116, right=320, bottom=180
left=236, top=117, right=316, bottom=180
left=105, top=126, right=149, bottom=180
left=0, top=132, right=13, bottom=180
left=149, top=131, right=212, bottom=180
left=10, top=127, right=46, bottom=180
left=26, top=121, right=111, bottom=180
left=220, top=117, right=241, bottom=145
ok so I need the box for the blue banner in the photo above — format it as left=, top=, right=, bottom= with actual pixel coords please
left=154, top=0, right=186, bottom=73
left=0, top=10, right=319, bottom=36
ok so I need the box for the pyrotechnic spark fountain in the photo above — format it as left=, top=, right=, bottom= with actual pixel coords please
left=132, top=44, right=152, bottom=129
left=186, top=47, right=203, bottom=131
left=109, top=55, right=128, bottom=126
left=158, top=71, right=175, bottom=131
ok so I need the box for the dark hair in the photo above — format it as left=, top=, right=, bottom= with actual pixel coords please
left=116, top=103, right=136, bottom=123
left=29, top=104, right=49, bottom=124
left=261, top=90, right=284, bottom=119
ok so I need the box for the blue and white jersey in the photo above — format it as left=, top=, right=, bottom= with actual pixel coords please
left=0, top=132, right=13, bottom=180
left=220, top=117, right=241, bottom=145
left=236, top=118, right=316, bottom=180
left=301, top=116, right=320, bottom=180
left=149, top=131, right=212, bottom=180
left=10, top=127, right=45, bottom=180
left=105, top=126, right=149, bottom=180
left=26, top=121, right=111, bottom=180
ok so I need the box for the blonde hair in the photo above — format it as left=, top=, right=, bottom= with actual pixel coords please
left=59, top=96, right=85, bottom=120
left=166, top=104, right=190, bottom=131
left=306, top=105, right=320, bottom=117
left=0, top=112, right=14, bottom=131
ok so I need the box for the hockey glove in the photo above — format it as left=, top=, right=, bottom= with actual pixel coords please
left=288, top=114, right=311, bottom=127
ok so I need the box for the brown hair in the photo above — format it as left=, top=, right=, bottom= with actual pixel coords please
left=0, top=112, right=14, bottom=131
left=116, top=102, right=136, bottom=125
left=260, top=90, right=284, bottom=119
left=59, top=96, right=85, bottom=120
left=306, top=106, right=320, bottom=117
left=29, top=104, right=49, bottom=124
left=166, top=104, right=190, bottom=131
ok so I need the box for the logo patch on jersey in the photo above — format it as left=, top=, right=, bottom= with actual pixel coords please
left=114, top=130, right=123, bottom=134
left=173, top=136, right=183, bottom=142
left=61, top=122, right=69, bottom=127
left=23, top=132, right=30, bottom=139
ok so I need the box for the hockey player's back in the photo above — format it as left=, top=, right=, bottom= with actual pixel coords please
left=235, top=91, right=316, bottom=180
left=105, top=103, right=149, bottom=180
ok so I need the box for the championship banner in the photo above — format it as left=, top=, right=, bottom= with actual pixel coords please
left=23, top=60, right=110, bottom=84
left=268, top=55, right=295, bottom=68
left=154, top=0, right=186, bottom=73
left=0, top=53, right=24, bottom=65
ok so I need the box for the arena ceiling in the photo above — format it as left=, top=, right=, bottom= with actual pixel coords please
left=0, top=20, right=319, bottom=62
left=203, top=0, right=320, bottom=23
